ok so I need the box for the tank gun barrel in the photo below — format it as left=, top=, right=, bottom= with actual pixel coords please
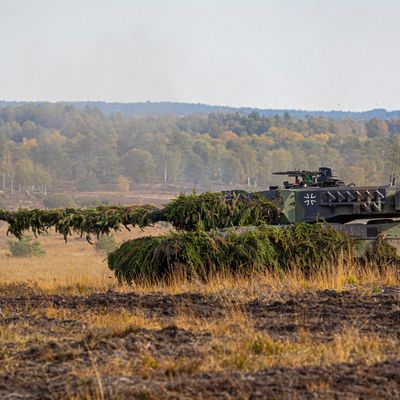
left=272, top=170, right=319, bottom=177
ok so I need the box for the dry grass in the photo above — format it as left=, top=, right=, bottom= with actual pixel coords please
left=12, top=299, right=396, bottom=376
left=204, top=325, right=396, bottom=371
left=123, top=258, right=399, bottom=302
left=0, top=223, right=168, bottom=294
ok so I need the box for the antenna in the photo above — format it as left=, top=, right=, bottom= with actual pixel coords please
left=389, top=110, right=400, bottom=186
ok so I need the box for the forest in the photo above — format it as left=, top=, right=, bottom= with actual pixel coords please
left=0, top=102, right=397, bottom=194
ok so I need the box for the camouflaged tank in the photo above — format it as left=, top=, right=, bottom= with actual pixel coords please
left=237, top=167, right=400, bottom=257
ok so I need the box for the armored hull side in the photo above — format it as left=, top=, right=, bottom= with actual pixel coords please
left=331, top=218, right=400, bottom=257
left=258, top=186, right=400, bottom=224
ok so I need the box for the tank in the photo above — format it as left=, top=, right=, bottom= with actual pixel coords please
left=228, top=167, right=400, bottom=256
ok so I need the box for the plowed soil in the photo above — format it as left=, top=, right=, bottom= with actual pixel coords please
left=1, top=284, right=400, bottom=399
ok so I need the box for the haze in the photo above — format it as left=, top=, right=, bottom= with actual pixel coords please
left=1, top=0, right=400, bottom=111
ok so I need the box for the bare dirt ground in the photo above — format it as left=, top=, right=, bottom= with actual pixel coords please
left=0, top=284, right=400, bottom=399
left=0, top=224, right=400, bottom=399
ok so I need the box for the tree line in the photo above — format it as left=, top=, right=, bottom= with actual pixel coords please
left=1, top=101, right=397, bottom=120
left=0, top=102, right=397, bottom=194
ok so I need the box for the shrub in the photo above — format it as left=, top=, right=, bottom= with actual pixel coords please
left=95, top=234, right=118, bottom=254
left=43, top=194, right=76, bottom=209
left=9, top=236, right=45, bottom=257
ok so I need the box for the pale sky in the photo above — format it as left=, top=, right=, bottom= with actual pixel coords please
left=1, top=0, right=400, bottom=111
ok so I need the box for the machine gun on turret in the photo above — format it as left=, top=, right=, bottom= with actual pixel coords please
left=272, top=167, right=345, bottom=189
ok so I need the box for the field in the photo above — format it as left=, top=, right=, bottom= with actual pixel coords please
left=0, top=223, right=400, bottom=399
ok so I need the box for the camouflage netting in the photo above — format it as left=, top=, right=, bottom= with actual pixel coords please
left=1, top=191, right=397, bottom=284
left=159, top=191, right=280, bottom=231
left=0, top=192, right=280, bottom=241
left=108, top=223, right=353, bottom=284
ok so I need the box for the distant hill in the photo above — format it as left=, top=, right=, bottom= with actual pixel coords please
left=0, top=100, right=398, bottom=120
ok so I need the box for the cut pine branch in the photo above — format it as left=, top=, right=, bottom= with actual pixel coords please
left=0, top=192, right=280, bottom=240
